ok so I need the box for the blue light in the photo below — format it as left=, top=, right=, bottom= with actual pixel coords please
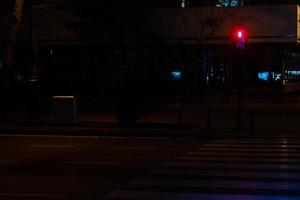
left=171, top=71, right=182, bottom=80
left=13, top=71, right=24, bottom=82
left=219, top=0, right=243, bottom=7
left=258, top=72, right=269, bottom=81
left=274, top=73, right=282, bottom=81
left=236, top=39, right=245, bottom=49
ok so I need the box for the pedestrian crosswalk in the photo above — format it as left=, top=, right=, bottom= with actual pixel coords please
left=105, top=138, right=300, bottom=200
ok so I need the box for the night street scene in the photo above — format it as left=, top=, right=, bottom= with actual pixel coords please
left=3, top=0, right=300, bottom=199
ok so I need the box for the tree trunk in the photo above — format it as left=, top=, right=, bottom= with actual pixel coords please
left=4, top=0, right=24, bottom=77
left=1, top=0, right=25, bottom=121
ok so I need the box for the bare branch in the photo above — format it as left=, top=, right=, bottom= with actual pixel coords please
left=32, top=0, right=60, bottom=9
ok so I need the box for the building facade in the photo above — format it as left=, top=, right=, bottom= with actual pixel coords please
left=1, top=1, right=300, bottom=98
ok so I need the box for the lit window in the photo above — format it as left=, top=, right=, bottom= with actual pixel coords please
left=181, top=0, right=185, bottom=8
left=218, top=0, right=244, bottom=7
left=171, top=71, right=183, bottom=80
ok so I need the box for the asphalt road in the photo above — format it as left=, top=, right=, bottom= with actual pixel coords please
left=0, top=134, right=204, bottom=200
left=106, top=136, right=300, bottom=200
left=3, top=134, right=300, bottom=200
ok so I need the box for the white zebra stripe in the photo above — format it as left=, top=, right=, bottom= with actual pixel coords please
left=106, top=191, right=300, bottom=200
left=129, top=178, right=300, bottom=190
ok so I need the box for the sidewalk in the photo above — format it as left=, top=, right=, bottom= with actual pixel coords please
left=1, top=93, right=300, bottom=136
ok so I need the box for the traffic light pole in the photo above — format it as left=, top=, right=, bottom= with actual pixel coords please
left=235, top=46, right=245, bottom=132
left=26, top=0, right=40, bottom=120
left=232, top=26, right=246, bottom=132
left=236, top=55, right=242, bottom=131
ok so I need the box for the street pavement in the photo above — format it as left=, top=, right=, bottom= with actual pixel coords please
left=2, top=93, right=300, bottom=136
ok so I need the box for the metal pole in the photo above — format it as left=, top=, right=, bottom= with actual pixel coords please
left=236, top=84, right=242, bottom=131
left=235, top=49, right=243, bottom=131
left=177, top=96, right=183, bottom=127
left=249, top=111, right=255, bottom=134
left=206, top=107, right=212, bottom=131
left=26, top=0, right=40, bottom=120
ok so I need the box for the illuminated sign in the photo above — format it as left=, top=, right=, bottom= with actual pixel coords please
left=258, top=71, right=282, bottom=82
left=218, top=0, right=243, bottom=7
left=170, top=71, right=183, bottom=80
left=258, top=72, right=269, bottom=81
left=286, top=70, right=300, bottom=75
left=284, top=70, right=300, bottom=83
left=297, top=5, right=300, bottom=42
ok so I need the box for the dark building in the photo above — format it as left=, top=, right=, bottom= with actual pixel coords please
left=1, top=0, right=300, bottom=100
left=144, top=4, right=299, bottom=95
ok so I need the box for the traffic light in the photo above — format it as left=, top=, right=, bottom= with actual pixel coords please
left=232, top=27, right=247, bottom=49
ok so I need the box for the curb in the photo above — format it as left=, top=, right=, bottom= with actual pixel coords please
left=0, top=125, right=276, bottom=139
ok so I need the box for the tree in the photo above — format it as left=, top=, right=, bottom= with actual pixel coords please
left=173, top=0, right=245, bottom=92
left=157, top=0, right=244, bottom=124
left=1, top=0, right=62, bottom=120
left=4, top=0, right=61, bottom=80
left=0, top=0, right=24, bottom=120
left=3, top=0, right=24, bottom=84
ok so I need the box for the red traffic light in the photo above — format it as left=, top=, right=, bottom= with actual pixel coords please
left=233, top=27, right=246, bottom=40
left=232, top=27, right=247, bottom=49
left=237, top=30, right=243, bottom=38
